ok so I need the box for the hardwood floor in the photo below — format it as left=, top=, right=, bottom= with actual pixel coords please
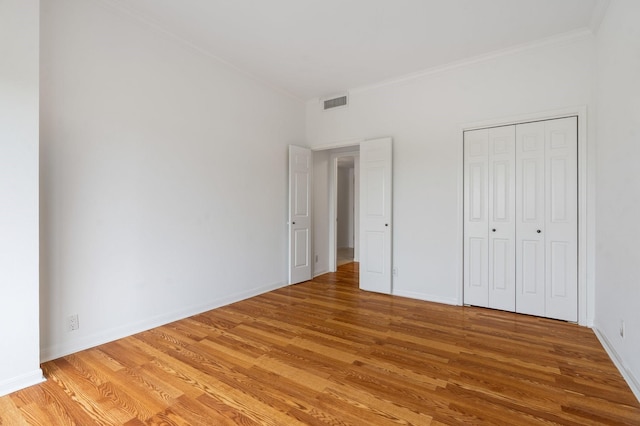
left=2, top=263, right=639, bottom=425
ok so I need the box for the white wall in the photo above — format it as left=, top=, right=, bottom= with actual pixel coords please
left=307, top=34, right=596, bottom=306
left=39, top=0, right=304, bottom=360
left=594, top=0, right=640, bottom=399
left=0, top=0, right=44, bottom=396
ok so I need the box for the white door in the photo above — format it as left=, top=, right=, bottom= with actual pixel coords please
left=488, top=126, right=516, bottom=311
left=515, top=121, right=546, bottom=316
left=288, top=145, right=312, bottom=284
left=465, top=117, right=577, bottom=321
left=464, top=126, right=516, bottom=309
left=463, top=129, right=489, bottom=307
left=359, top=138, right=392, bottom=294
left=543, top=117, right=578, bottom=321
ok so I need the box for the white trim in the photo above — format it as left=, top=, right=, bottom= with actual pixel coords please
left=311, top=138, right=364, bottom=152
left=40, top=280, right=287, bottom=362
left=593, top=327, right=640, bottom=402
left=455, top=125, right=465, bottom=306
left=329, top=154, right=338, bottom=272
left=0, top=369, right=45, bottom=397
left=458, top=106, right=591, bottom=326
left=461, top=106, right=584, bottom=131
left=393, top=289, right=458, bottom=306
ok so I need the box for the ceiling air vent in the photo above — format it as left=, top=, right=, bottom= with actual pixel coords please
left=323, top=94, right=348, bottom=111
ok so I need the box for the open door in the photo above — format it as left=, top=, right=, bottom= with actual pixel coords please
left=288, top=145, right=312, bottom=284
left=359, top=138, right=392, bottom=294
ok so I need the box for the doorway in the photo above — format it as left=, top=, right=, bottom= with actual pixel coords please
left=329, top=151, right=359, bottom=271
left=334, top=154, right=358, bottom=268
left=298, top=138, right=392, bottom=294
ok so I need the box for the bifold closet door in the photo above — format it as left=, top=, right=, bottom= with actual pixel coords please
left=515, top=117, right=577, bottom=321
left=465, top=116, right=577, bottom=322
left=464, top=129, right=489, bottom=307
left=488, top=126, right=516, bottom=311
left=463, top=126, right=515, bottom=310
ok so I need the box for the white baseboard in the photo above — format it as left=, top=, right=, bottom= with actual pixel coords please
left=313, top=268, right=329, bottom=277
left=593, top=326, right=640, bottom=402
left=392, top=289, right=459, bottom=306
left=0, top=369, right=45, bottom=397
left=40, top=281, right=287, bottom=362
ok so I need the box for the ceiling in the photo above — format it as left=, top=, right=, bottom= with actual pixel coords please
left=106, top=0, right=606, bottom=100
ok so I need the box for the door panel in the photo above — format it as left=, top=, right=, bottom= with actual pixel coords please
left=288, top=145, right=312, bottom=284
left=365, top=166, right=385, bottom=216
left=294, top=172, right=309, bottom=216
left=469, top=163, right=486, bottom=221
left=550, top=241, right=569, bottom=297
left=515, top=122, right=545, bottom=316
left=364, top=231, right=385, bottom=274
left=488, top=126, right=515, bottom=311
left=550, top=158, right=569, bottom=222
left=521, top=240, right=540, bottom=294
left=293, top=229, right=309, bottom=267
left=464, top=129, right=489, bottom=307
left=359, top=138, right=392, bottom=294
left=544, top=117, right=577, bottom=321
left=522, top=158, right=540, bottom=221
left=492, top=238, right=509, bottom=290
left=469, top=237, right=486, bottom=289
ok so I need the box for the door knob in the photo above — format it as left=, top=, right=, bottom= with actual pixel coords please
left=492, top=228, right=496, bottom=232
left=292, top=221, right=296, bottom=225
left=536, top=229, right=541, bottom=233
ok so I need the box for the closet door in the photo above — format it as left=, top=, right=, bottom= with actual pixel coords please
left=544, top=117, right=578, bottom=321
left=515, top=117, right=577, bottom=321
left=465, top=117, right=576, bottom=321
left=515, top=122, right=546, bottom=316
left=487, top=126, right=516, bottom=311
left=463, top=129, right=489, bottom=307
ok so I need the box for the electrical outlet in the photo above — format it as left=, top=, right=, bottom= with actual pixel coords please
left=68, top=314, right=79, bottom=332
left=620, top=320, right=625, bottom=339
left=393, top=267, right=398, bottom=277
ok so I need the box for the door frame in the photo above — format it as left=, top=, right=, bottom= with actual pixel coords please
left=459, top=106, right=591, bottom=326
left=329, top=151, right=360, bottom=272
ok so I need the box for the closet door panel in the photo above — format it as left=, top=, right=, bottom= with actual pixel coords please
left=488, top=126, right=515, bottom=311
left=464, top=129, right=489, bottom=307
left=515, top=122, right=545, bottom=317
left=544, top=117, right=578, bottom=321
